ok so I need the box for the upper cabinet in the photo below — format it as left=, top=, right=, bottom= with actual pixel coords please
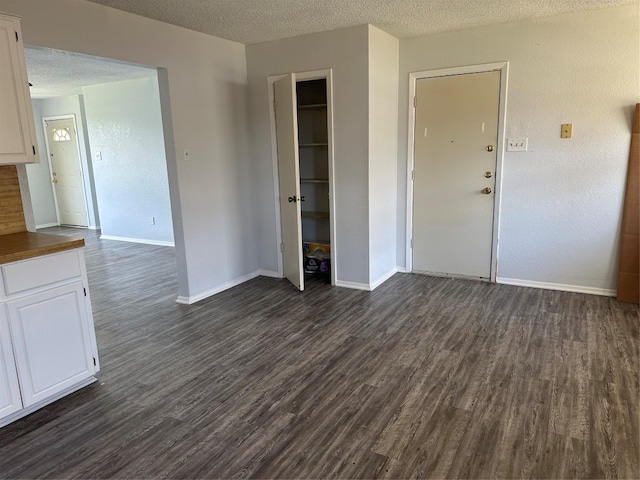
left=0, top=13, right=37, bottom=164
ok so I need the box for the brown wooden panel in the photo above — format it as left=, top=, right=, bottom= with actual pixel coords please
left=617, top=104, right=640, bottom=303
left=0, top=165, right=26, bottom=235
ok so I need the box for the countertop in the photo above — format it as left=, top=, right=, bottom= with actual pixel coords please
left=0, top=231, right=85, bottom=265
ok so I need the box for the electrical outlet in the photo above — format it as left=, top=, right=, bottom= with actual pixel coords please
left=507, top=138, right=528, bottom=152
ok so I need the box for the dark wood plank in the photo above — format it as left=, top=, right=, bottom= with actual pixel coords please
left=0, top=226, right=637, bottom=479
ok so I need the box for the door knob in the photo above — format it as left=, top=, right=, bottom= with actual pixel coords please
left=288, top=196, right=297, bottom=203
left=52, top=179, right=58, bottom=184
left=481, top=187, right=492, bottom=194
left=486, top=145, right=494, bottom=152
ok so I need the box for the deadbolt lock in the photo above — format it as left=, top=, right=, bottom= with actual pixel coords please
left=486, top=145, right=494, bottom=152
left=484, top=171, right=493, bottom=178
left=481, top=187, right=492, bottom=194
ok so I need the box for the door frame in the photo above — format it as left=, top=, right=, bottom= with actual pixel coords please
left=267, top=69, right=337, bottom=286
left=42, top=114, right=90, bottom=227
left=405, top=62, right=509, bottom=281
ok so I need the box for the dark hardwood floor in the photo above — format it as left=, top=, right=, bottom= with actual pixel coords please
left=0, top=227, right=638, bottom=479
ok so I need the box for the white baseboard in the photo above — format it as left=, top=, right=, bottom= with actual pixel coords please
left=100, top=234, right=175, bottom=247
left=335, top=268, right=398, bottom=292
left=370, top=267, right=398, bottom=290
left=335, top=280, right=372, bottom=291
left=396, top=266, right=410, bottom=274
left=176, top=270, right=261, bottom=305
left=36, top=222, right=59, bottom=229
left=258, top=269, right=281, bottom=278
left=497, top=277, right=616, bottom=297
left=88, top=225, right=100, bottom=230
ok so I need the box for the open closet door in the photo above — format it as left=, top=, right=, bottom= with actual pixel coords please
left=274, top=74, right=304, bottom=291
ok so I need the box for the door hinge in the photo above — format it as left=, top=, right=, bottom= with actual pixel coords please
left=83, top=287, right=87, bottom=297
left=93, top=357, right=97, bottom=366
left=411, top=170, right=415, bottom=181
left=32, top=145, right=36, bottom=155
left=273, top=100, right=277, bottom=112
left=15, top=31, right=18, bottom=42
left=280, top=242, right=284, bottom=252
left=413, top=96, right=417, bottom=108
left=411, top=238, right=414, bottom=249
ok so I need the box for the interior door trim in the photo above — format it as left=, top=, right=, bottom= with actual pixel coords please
left=405, top=62, right=509, bottom=282
left=267, top=69, right=336, bottom=286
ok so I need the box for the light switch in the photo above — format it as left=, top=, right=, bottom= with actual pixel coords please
left=507, top=138, right=528, bottom=152
left=94, top=151, right=102, bottom=161
left=561, top=124, right=573, bottom=138
left=182, top=148, right=190, bottom=162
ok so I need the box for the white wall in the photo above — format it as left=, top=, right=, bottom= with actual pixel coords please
left=26, top=99, right=57, bottom=227
left=27, top=94, right=99, bottom=228
left=368, top=26, right=399, bottom=285
left=83, top=76, right=173, bottom=244
left=0, top=0, right=255, bottom=301
left=398, top=5, right=639, bottom=293
left=246, top=26, right=371, bottom=285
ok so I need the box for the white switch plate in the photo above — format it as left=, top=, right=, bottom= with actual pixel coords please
left=182, top=148, right=190, bottom=162
left=507, top=138, right=528, bottom=152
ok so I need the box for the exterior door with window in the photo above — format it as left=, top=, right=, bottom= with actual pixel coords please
left=45, top=118, right=89, bottom=227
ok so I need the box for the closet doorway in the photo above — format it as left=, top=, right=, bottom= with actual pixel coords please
left=270, top=70, right=336, bottom=291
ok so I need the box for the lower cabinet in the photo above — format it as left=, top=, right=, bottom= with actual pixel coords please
left=0, top=307, right=22, bottom=419
left=7, top=281, right=96, bottom=407
left=0, top=248, right=99, bottom=427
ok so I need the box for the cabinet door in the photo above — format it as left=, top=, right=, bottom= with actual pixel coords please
left=0, top=15, right=38, bottom=164
left=7, top=281, right=96, bottom=406
left=0, top=306, right=22, bottom=420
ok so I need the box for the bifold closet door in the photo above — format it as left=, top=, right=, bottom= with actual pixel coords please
left=274, top=74, right=304, bottom=291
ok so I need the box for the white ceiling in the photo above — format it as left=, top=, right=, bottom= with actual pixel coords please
left=85, top=0, right=636, bottom=44
left=24, top=47, right=157, bottom=99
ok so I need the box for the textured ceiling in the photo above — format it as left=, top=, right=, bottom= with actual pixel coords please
left=24, top=47, right=157, bottom=99
left=85, top=0, right=636, bottom=44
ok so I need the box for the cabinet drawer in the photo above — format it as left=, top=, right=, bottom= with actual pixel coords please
left=2, top=251, right=82, bottom=296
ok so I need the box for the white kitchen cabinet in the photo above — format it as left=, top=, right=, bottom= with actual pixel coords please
left=7, top=281, right=96, bottom=406
left=0, top=306, right=22, bottom=419
left=0, top=248, right=99, bottom=427
left=0, top=13, right=38, bottom=164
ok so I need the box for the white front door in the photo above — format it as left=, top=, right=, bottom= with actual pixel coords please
left=274, top=74, right=304, bottom=291
left=45, top=118, right=89, bottom=227
left=412, top=71, right=500, bottom=278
